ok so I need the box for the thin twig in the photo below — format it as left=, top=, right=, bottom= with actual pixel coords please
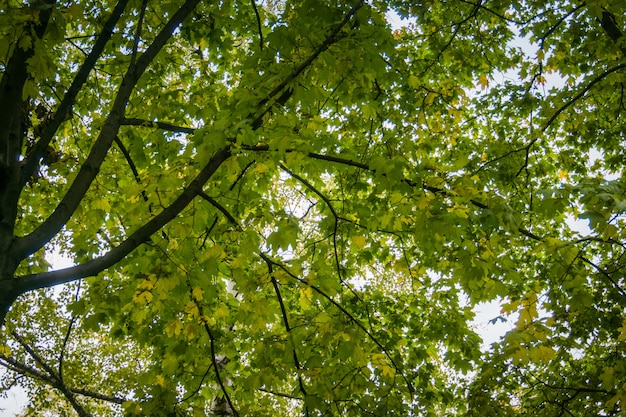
left=259, top=253, right=415, bottom=397
left=580, top=256, right=626, bottom=298
left=543, top=64, right=626, bottom=131
left=120, top=117, right=195, bottom=134
left=130, top=0, right=149, bottom=66
left=11, top=332, right=92, bottom=417
left=59, top=281, right=82, bottom=382
left=265, top=259, right=310, bottom=415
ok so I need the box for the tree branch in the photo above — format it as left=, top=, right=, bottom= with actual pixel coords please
left=0, top=354, right=57, bottom=387
left=70, top=387, right=126, bottom=405
left=278, top=163, right=362, bottom=304
left=249, top=0, right=365, bottom=129
left=2, top=147, right=230, bottom=321
left=579, top=255, right=626, bottom=298
left=2, top=0, right=359, bottom=323
left=113, top=136, right=143, bottom=188
left=13, top=0, right=202, bottom=261
left=120, top=117, right=196, bottom=134
left=250, top=0, right=264, bottom=51
left=197, top=191, right=240, bottom=227
left=259, top=253, right=415, bottom=397
left=20, top=0, right=131, bottom=186
left=543, top=63, right=626, bottom=131
left=264, top=258, right=309, bottom=410
left=0, top=0, right=57, bottom=271
left=130, top=0, right=149, bottom=66
left=599, top=11, right=626, bottom=59
left=193, top=296, right=238, bottom=416
left=12, top=331, right=92, bottom=417
left=0, top=353, right=126, bottom=405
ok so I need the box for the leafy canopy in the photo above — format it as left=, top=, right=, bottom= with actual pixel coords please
left=0, top=0, right=625, bottom=415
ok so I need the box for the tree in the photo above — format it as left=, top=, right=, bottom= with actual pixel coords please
left=0, top=0, right=625, bottom=415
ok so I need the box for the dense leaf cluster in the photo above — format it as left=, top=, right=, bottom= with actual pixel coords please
left=0, top=0, right=625, bottom=415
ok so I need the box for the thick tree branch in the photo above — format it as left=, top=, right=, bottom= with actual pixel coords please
left=20, top=0, right=131, bottom=187
left=0, top=0, right=57, bottom=270
left=0, top=147, right=230, bottom=322
left=0, top=0, right=56, bottom=162
left=13, top=0, right=201, bottom=261
left=2, top=0, right=357, bottom=322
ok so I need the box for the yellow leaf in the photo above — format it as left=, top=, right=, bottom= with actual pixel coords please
left=618, top=317, right=626, bottom=341
left=156, top=375, right=165, bottom=387
left=300, top=287, right=312, bottom=299
left=511, top=347, right=529, bottom=364
left=449, top=207, right=469, bottom=219
left=299, top=287, right=313, bottom=309
left=601, top=367, right=615, bottom=389
left=165, top=320, right=183, bottom=337
left=214, top=305, right=229, bottom=319
left=253, top=162, right=268, bottom=174
left=529, top=345, right=556, bottom=364
left=408, top=75, right=420, bottom=88
left=0, top=345, right=11, bottom=356
left=229, top=257, right=243, bottom=269
left=184, top=301, right=199, bottom=318
left=192, top=286, right=204, bottom=301
left=351, top=236, right=367, bottom=249
left=380, top=364, right=395, bottom=378
left=371, top=353, right=386, bottom=366
left=199, top=315, right=216, bottom=326
left=478, top=75, right=489, bottom=90
left=94, top=198, right=111, bottom=211
left=336, top=332, right=351, bottom=341
left=132, top=290, right=153, bottom=305
left=536, top=49, right=544, bottom=61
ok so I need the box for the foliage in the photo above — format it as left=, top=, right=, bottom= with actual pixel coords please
left=0, top=0, right=625, bottom=415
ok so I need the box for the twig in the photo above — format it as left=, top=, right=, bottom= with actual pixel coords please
left=265, top=258, right=310, bottom=415
left=580, top=256, right=626, bottom=298
left=11, top=331, right=92, bottom=417
left=130, top=0, right=149, bottom=66
left=120, top=117, right=195, bottom=134
left=259, top=253, right=415, bottom=397
left=543, top=64, right=626, bottom=131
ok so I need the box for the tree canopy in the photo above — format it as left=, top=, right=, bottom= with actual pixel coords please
left=0, top=0, right=625, bottom=415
